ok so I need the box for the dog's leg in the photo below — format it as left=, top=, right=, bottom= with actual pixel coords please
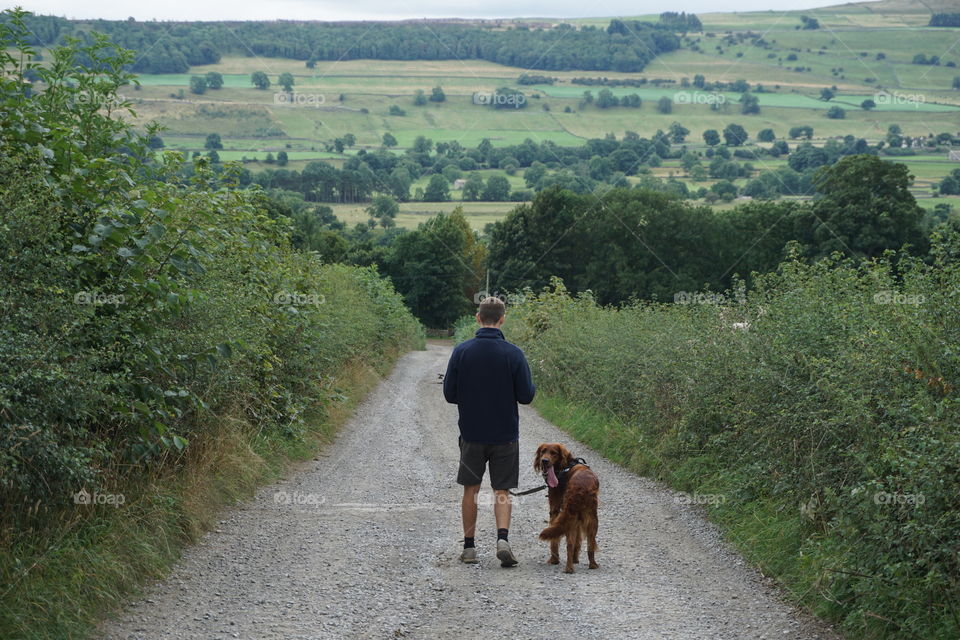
left=548, top=538, right=560, bottom=564
left=573, top=521, right=582, bottom=564
left=564, top=534, right=576, bottom=574
left=587, top=513, right=599, bottom=570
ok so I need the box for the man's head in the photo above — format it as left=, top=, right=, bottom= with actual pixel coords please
left=476, top=296, right=506, bottom=328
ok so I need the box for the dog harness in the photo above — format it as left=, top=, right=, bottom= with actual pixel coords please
left=508, top=456, right=590, bottom=496
left=556, top=457, right=589, bottom=486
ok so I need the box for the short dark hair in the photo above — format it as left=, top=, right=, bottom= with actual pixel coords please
left=477, top=296, right=505, bottom=325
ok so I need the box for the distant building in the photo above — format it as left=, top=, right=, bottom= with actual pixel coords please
left=950, top=150, right=960, bottom=161
left=453, top=178, right=467, bottom=190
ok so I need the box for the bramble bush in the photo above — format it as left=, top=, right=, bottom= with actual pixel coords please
left=501, top=240, right=960, bottom=638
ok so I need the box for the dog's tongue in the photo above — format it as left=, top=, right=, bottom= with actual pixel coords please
left=546, top=466, right=558, bottom=488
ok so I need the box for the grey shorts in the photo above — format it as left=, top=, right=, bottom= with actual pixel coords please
left=456, top=437, right=519, bottom=490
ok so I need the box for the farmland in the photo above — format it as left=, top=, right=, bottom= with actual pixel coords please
left=42, top=0, right=959, bottom=226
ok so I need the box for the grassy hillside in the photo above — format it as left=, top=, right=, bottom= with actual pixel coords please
left=86, top=0, right=960, bottom=227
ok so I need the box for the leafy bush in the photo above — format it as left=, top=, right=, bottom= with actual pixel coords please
left=502, top=238, right=960, bottom=638
left=0, top=8, right=420, bottom=522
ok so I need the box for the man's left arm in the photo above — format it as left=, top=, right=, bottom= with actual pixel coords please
left=513, top=349, right=536, bottom=405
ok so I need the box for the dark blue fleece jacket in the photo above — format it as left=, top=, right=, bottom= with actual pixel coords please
left=442, top=327, right=536, bottom=444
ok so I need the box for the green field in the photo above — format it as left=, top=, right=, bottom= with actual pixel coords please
left=109, top=0, right=960, bottom=228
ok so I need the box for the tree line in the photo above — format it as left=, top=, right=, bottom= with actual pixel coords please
left=6, top=14, right=682, bottom=74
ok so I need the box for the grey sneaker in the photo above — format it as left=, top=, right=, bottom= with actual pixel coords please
left=459, top=547, right=478, bottom=564
left=496, top=539, right=518, bottom=567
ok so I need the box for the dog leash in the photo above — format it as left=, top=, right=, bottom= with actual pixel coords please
left=509, top=484, right=548, bottom=496
left=510, top=457, right=589, bottom=496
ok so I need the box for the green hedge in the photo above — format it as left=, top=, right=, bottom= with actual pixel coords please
left=0, top=16, right=421, bottom=637
left=500, top=243, right=960, bottom=639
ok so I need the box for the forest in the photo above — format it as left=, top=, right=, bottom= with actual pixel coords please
left=5, top=13, right=683, bottom=74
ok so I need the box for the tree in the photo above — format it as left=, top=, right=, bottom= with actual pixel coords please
left=430, top=86, right=446, bottom=102
left=388, top=105, right=406, bottom=116
left=424, top=174, right=450, bottom=201
left=343, top=133, right=356, bottom=148
left=723, top=124, right=748, bottom=146
left=740, top=92, right=760, bottom=114
left=826, top=105, right=845, bottom=119
left=205, top=71, right=223, bottom=89
left=204, top=133, right=223, bottom=150
left=953, top=76, right=960, bottom=90
left=597, top=88, right=619, bottom=108
left=412, top=136, right=433, bottom=154
left=367, top=194, right=399, bottom=221
left=482, top=175, right=511, bottom=201
left=277, top=150, right=289, bottom=166
left=939, top=173, right=960, bottom=195
left=803, top=154, right=926, bottom=258
left=758, top=128, right=776, bottom=142
left=189, top=75, right=207, bottom=94
left=384, top=209, right=483, bottom=328
left=251, top=71, right=270, bottom=90
left=279, top=72, right=294, bottom=93
left=669, top=122, right=689, bottom=143
left=657, top=96, right=673, bottom=114
left=462, top=173, right=485, bottom=201
left=413, top=89, right=427, bottom=106
left=789, top=125, right=814, bottom=140
left=861, top=99, right=876, bottom=110
left=382, top=132, right=398, bottom=147
left=703, top=129, right=720, bottom=146
left=819, top=87, right=835, bottom=101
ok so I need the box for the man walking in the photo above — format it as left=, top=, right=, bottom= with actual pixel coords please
left=443, top=296, right=536, bottom=567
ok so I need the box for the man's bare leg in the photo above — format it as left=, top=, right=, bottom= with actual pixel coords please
left=493, top=489, right=512, bottom=530
left=494, top=489, right=518, bottom=566
left=462, top=484, right=480, bottom=538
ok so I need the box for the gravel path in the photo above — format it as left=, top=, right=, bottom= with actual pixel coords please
left=99, top=343, right=839, bottom=640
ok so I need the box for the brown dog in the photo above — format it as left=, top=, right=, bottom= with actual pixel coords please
left=534, top=443, right=599, bottom=573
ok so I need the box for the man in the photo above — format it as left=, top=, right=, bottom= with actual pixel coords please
left=443, top=296, right=536, bottom=567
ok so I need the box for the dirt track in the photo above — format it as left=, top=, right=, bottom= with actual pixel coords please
left=99, top=343, right=838, bottom=640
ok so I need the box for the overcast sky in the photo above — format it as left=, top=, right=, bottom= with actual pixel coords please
left=12, top=0, right=846, bottom=21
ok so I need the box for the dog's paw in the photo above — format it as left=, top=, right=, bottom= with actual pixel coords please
left=589, top=562, right=599, bottom=569
left=563, top=566, right=575, bottom=574
left=547, top=556, right=559, bottom=565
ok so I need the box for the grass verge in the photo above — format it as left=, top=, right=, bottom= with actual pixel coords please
left=0, top=349, right=408, bottom=640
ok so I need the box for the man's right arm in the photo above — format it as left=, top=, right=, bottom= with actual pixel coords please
left=442, top=348, right=459, bottom=404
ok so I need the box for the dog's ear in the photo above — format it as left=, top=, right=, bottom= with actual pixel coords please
left=533, top=444, right=546, bottom=471
left=557, top=443, right=573, bottom=468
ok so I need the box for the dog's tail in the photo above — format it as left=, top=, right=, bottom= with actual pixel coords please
left=539, top=490, right=598, bottom=540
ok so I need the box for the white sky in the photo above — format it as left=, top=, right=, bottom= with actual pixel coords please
left=11, top=0, right=849, bottom=21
